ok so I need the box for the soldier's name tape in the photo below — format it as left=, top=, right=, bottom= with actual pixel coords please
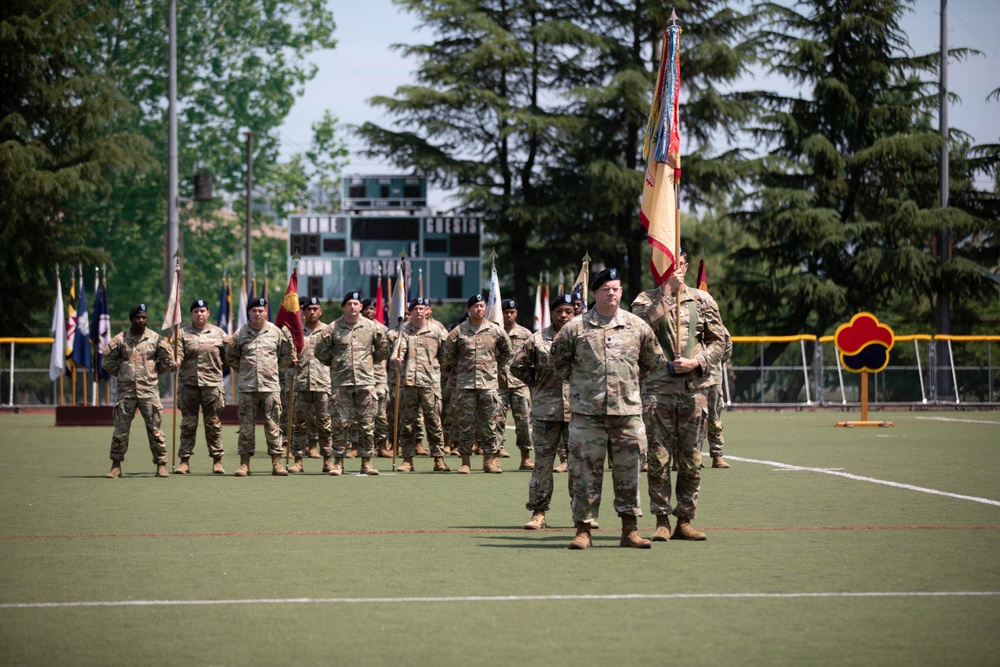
left=3, top=591, right=999, bottom=609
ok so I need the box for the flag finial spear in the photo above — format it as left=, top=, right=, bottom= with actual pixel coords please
left=398, top=249, right=407, bottom=260
left=489, top=247, right=498, bottom=267
left=292, top=252, right=301, bottom=270
left=669, top=8, right=680, bottom=25
left=582, top=251, right=591, bottom=264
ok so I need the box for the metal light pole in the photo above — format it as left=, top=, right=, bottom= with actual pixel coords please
left=935, top=0, right=952, bottom=400
left=245, top=131, right=255, bottom=280
left=167, top=0, right=179, bottom=294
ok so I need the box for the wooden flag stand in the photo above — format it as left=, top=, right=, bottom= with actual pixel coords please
left=835, top=371, right=893, bottom=428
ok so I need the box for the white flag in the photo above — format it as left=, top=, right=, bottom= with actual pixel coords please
left=49, top=276, right=66, bottom=381
left=236, top=276, right=248, bottom=330
left=388, top=261, right=407, bottom=324
left=485, top=264, right=503, bottom=326
left=162, top=266, right=182, bottom=330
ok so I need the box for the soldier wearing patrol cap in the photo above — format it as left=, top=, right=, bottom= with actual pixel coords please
left=315, top=291, right=390, bottom=476
left=102, top=303, right=178, bottom=478
left=440, top=293, right=513, bottom=474
left=496, top=298, right=534, bottom=469
left=287, top=296, right=335, bottom=474
left=226, top=297, right=297, bottom=476
left=550, top=268, right=665, bottom=549
left=174, top=299, right=229, bottom=474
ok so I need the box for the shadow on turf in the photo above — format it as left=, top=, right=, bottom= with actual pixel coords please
left=477, top=534, right=624, bottom=549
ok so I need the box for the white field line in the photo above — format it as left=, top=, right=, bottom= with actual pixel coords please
left=2, top=591, right=999, bottom=610
left=727, top=455, right=1000, bottom=507
left=914, top=416, right=1000, bottom=425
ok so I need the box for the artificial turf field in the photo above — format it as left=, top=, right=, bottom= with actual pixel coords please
left=0, top=410, right=998, bottom=666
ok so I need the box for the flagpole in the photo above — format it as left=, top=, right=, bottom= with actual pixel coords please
left=170, top=252, right=181, bottom=468
left=103, top=264, right=110, bottom=404
left=419, top=268, right=424, bottom=299
left=285, top=254, right=300, bottom=467
left=57, top=263, right=64, bottom=406
left=79, top=264, right=88, bottom=406
left=69, top=265, right=76, bottom=405
left=669, top=9, right=683, bottom=359
left=582, top=251, right=590, bottom=311
left=390, top=250, right=407, bottom=472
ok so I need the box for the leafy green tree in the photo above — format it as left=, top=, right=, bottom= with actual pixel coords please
left=1, top=0, right=153, bottom=335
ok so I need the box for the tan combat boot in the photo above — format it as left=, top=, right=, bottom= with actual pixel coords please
left=672, top=520, right=707, bottom=541
left=287, top=458, right=304, bottom=474
left=619, top=515, right=651, bottom=549
left=174, top=458, right=190, bottom=475
left=211, top=457, right=225, bottom=475
left=378, top=446, right=394, bottom=458
left=322, top=456, right=334, bottom=473
left=498, top=447, right=511, bottom=459
left=568, top=521, right=592, bottom=549
left=483, top=454, right=503, bottom=474
left=651, top=515, right=671, bottom=542
left=271, top=455, right=288, bottom=476
left=233, top=453, right=251, bottom=477
left=553, top=454, right=568, bottom=473
left=712, top=455, right=730, bottom=468
left=106, top=462, right=122, bottom=479
left=346, top=446, right=359, bottom=459
left=433, top=456, right=451, bottom=472
left=360, top=458, right=380, bottom=476
left=155, top=463, right=170, bottom=478
left=306, top=444, right=321, bottom=459
left=415, top=443, right=430, bottom=456
left=524, top=511, right=546, bottom=530
left=457, top=453, right=472, bottom=475
left=518, top=450, right=534, bottom=471
left=328, top=457, right=344, bottom=476
left=398, top=457, right=414, bottom=473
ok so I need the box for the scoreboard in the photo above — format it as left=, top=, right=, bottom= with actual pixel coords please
left=288, top=214, right=483, bottom=303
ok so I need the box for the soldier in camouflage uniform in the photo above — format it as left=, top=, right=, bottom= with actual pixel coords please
left=631, top=251, right=727, bottom=541
left=225, top=297, right=297, bottom=477
left=315, top=291, right=390, bottom=476
left=441, top=294, right=513, bottom=474
left=496, top=299, right=534, bottom=469
left=704, top=326, right=732, bottom=468
left=361, top=298, right=393, bottom=458
left=174, top=299, right=228, bottom=475
left=389, top=297, right=451, bottom=473
left=550, top=269, right=664, bottom=549
left=287, top=297, right=334, bottom=474
left=103, top=304, right=178, bottom=478
left=510, top=293, right=576, bottom=530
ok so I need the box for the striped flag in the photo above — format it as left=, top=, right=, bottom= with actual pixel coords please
left=640, top=17, right=682, bottom=286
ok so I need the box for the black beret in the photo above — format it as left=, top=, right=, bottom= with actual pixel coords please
left=570, top=291, right=583, bottom=303
left=360, top=297, right=375, bottom=308
left=248, top=297, right=267, bottom=312
left=501, top=299, right=517, bottom=311
left=189, top=299, right=208, bottom=311
left=129, top=304, right=147, bottom=320
left=467, top=293, right=485, bottom=308
left=678, top=246, right=687, bottom=257
left=300, top=296, right=321, bottom=307
left=591, top=268, right=620, bottom=293
left=408, top=297, right=430, bottom=310
left=342, top=291, right=362, bottom=307
left=550, top=293, right=574, bottom=310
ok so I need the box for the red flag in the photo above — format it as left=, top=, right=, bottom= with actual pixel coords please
left=374, top=273, right=385, bottom=324
left=275, top=269, right=304, bottom=353
left=697, top=259, right=708, bottom=292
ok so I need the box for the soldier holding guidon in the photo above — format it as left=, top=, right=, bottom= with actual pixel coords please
left=287, top=296, right=334, bottom=474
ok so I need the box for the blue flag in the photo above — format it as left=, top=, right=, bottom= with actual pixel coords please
left=216, top=278, right=230, bottom=330
left=72, top=275, right=91, bottom=369
left=91, top=281, right=111, bottom=380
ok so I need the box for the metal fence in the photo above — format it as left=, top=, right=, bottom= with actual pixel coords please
left=3, top=335, right=999, bottom=408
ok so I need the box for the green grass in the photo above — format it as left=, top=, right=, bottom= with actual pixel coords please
left=1, top=410, right=998, bottom=666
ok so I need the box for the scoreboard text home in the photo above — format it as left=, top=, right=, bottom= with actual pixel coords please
left=288, top=214, right=483, bottom=303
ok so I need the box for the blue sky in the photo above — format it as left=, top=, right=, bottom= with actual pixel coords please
left=278, top=0, right=1000, bottom=209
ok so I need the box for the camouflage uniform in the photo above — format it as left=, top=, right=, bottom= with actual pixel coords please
left=550, top=309, right=663, bottom=523
left=315, top=316, right=390, bottom=458
left=705, top=327, right=732, bottom=457
left=497, top=321, right=533, bottom=452
left=510, top=325, right=571, bottom=512
left=102, top=327, right=178, bottom=463
left=393, top=320, right=446, bottom=457
left=291, top=323, right=333, bottom=459
left=440, top=320, right=513, bottom=455
left=176, top=321, right=228, bottom=462
left=372, top=333, right=390, bottom=453
left=226, top=322, right=297, bottom=457
left=631, top=284, right=726, bottom=521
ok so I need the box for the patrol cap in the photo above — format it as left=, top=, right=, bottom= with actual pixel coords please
left=342, top=291, right=362, bottom=307
left=189, top=299, right=208, bottom=311
left=360, top=297, right=375, bottom=308
left=591, top=268, right=620, bottom=293
left=550, top=293, right=574, bottom=311
left=408, top=297, right=430, bottom=310
left=467, top=293, right=485, bottom=308
left=501, top=299, right=517, bottom=311
left=247, top=297, right=267, bottom=312
left=300, top=296, right=321, bottom=308
left=129, top=303, right=147, bottom=320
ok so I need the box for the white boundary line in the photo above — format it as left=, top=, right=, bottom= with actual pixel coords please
left=914, top=416, right=1000, bottom=425
left=2, top=591, right=999, bottom=609
left=727, top=455, right=1000, bottom=507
